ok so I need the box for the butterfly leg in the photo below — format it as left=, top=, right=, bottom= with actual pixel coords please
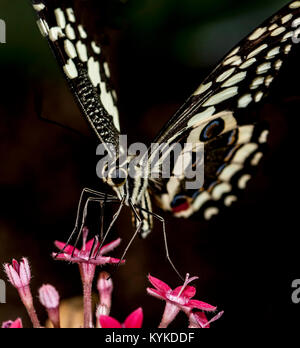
left=116, top=201, right=142, bottom=267
left=56, top=188, right=117, bottom=256
left=137, top=206, right=183, bottom=281
left=95, top=196, right=126, bottom=257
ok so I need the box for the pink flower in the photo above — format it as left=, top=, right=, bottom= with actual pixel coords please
left=97, top=272, right=113, bottom=316
left=39, top=284, right=60, bottom=328
left=99, top=308, right=143, bottom=328
left=53, top=232, right=124, bottom=267
left=147, top=274, right=217, bottom=328
left=3, top=258, right=41, bottom=328
left=4, top=258, right=31, bottom=289
left=189, top=311, right=224, bottom=328
left=2, top=318, right=23, bottom=329
left=53, top=229, right=125, bottom=328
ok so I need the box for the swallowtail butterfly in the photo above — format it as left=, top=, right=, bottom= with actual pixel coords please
left=31, top=1, right=300, bottom=243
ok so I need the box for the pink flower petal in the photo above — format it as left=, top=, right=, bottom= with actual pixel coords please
left=148, top=275, right=171, bottom=292
left=6, top=266, right=22, bottom=288
left=172, top=285, right=196, bottom=299
left=85, top=238, right=99, bottom=253
left=188, top=300, right=217, bottom=311
left=2, top=318, right=23, bottom=329
left=147, top=288, right=166, bottom=300
left=12, top=259, right=20, bottom=272
left=19, top=259, right=30, bottom=286
left=100, top=238, right=122, bottom=255
left=100, top=316, right=122, bottom=328
left=54, top=241, right=79, bottom=256
left=124, top=308, right=143, bottom=328
left=194, top=312, right=210, bottom=328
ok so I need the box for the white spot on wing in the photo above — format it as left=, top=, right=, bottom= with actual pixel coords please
left=91, top=41, right=101, bottom=54
left=282, top=14, right=293, bottom=24
left=254, top=91, right=264, bottom=103
left=64, top=39, right=77, bottom=59
left=88, top=57, right=101, bottom=87
left=204, top=207, right=219, bottom=220
left=54, top=8, right=66, bottom=29
left=219, top=164, right=242, bottom=182
left=238, top=174, right=252, bottom=189
left=223, top=55, right=242, bottom=66
left=222, top=71, right=247, bottom=88
left=266, top=46, right=280, bottom=59
left=33, top=3, right=45, bottom=11
left=78, top=25, right=87, bottom=39
left=224, top=195, right=237, bottom=207
left=271, top=27, right=286, bottom=36
left=212, top=183, right=231, bottom=200
left=268, top=24, right=278, bottom=31
left=240, top=58, right=256, bottom=69
left=250, top=77, right=264, bottom=90
left=187, top=107, right=216, bottom=128
left=285, top=44, right=292, bottom=54
left=202, top=87, right=238, bottom=106
left=247, top=44, right=268, bottom=59
left=66, top=24, right=76, bottom=40
left=274, top=59, right=283, bottom=70
left=232, top=143, right=259, bottom=164
left=63, top=59, right=78, bottom=79
left=281, top=31, right=294, bottom=42
left=238, top=94, right=252, bottom=108
left=193, top=192, right=211, bottom=211
left=290, top=1, right=300, bottom=9
left=249, top=27, right=267, bottom=40
left=257, top=62, right=271, bottom=74
left=238, top=125, right=254, bottom=144
left=66, top=8, right=76, bottom=23
left=194, top=81, right=212, bottom=96
left=103, top=62, right=111, bottom=78
left=49, top=27, right=64, bottom=41
left=251, top=152, right=264, bottom=166
left=216, top=68, right=236, bottom=83
left=265, top=75, right=274, bottom=87
left=76, top=41, right=88, bottom=62
left=226, top=46, right=240, bottom=58
left=259, top=130, right=269, bottom=144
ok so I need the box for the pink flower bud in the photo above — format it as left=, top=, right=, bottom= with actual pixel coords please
left=39, top=284, right=60, bottom=309
left=4, top=258, right=31, bottom=289
left=39, top=284, right=60, bottom=328
left=97, top=272, right=113, bottom=315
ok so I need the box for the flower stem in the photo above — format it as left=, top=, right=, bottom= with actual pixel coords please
left=18, top=286, right=41, bottom=328
left=83, top=280, right=93, bottom=328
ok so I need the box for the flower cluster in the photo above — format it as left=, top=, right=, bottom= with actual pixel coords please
left=1, top=229, right=223, bottom=328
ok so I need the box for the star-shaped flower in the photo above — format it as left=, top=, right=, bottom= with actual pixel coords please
left=99, top=308, right=143, bottom=328
left=147, top=274, right=217, bottom=328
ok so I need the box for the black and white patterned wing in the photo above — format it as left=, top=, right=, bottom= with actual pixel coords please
left=32, top=0, right=120, bottom=147
left=149, top=1, right=300, bottom=220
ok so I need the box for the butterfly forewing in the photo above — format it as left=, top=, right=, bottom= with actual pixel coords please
left=32, top=0, right=120, bottom=148
left=150, top=1, right=300, bottom=220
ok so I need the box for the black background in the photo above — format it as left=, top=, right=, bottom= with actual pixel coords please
left=0, top=0, right=300, bottom=329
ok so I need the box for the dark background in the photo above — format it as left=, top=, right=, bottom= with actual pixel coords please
left=0, top=0, right=300, bottom=329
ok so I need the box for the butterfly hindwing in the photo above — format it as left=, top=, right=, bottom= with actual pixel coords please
left=150, top=1, right=300, bottom=219
left=32, top=0, right=120, bottom=147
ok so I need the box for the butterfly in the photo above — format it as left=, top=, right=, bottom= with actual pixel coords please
left=31, top=0, right=300, bottom=245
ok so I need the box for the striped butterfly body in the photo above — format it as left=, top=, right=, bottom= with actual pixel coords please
left=31, top=1, right=300, bottom=240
